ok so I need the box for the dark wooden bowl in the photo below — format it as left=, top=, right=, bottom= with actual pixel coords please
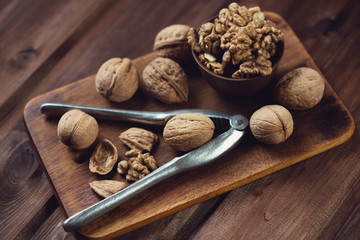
left=191, top=40, right=284, bottom=97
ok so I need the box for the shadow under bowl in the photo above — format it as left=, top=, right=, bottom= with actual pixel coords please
left=191, top=40, right=284, bottom=97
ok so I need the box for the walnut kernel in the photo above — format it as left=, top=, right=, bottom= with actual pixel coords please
left=89, top=138, right=118, bottom=175
left=163, top=113, right=215, bottom=152
left=273, top=67, right=325, bottom=110
left=57, top=109, right=98, bottom=150
left=95, top=58, right=139, bottom=103
left=250, top=105, right=293, bottom=144
left=142, top=57, right=189, bottom=104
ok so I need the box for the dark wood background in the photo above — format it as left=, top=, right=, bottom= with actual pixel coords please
left=1, top=0, right=359, bottom=239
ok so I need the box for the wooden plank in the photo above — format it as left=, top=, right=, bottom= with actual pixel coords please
left=23, top=12, right=355, bottom=239
left=0, top=120, right=53, bottom=239
left=0, top=0, right=111, bottom=136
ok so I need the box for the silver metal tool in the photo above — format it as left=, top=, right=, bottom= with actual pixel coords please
left=40, top=102, right=248, bottom=232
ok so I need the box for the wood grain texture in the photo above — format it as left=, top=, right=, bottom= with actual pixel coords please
left=1, top=0, right=360, bottom=239
left=23, top=12, right=354, bottom=239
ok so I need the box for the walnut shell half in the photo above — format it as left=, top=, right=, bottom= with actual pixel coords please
left=95, top=58, right=139, bottom=103
left=89, top=138, right=118, bottom=175
left=163, top=113, right=215, bottom=152
left=142, top=57, right=189, bottom=104
left=119, top=127, right=158, bottom=152
left=57, top=109, right=98, bottom=150
left=273, top=67, right=325, bottom=110
left=250, top=105, right=293, bottom=144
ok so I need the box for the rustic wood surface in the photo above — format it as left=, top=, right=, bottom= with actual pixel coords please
left=1, top=0, right=360, bottom=239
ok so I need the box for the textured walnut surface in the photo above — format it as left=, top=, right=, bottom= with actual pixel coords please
left=142, top=57, right=189, bottom=104
left=163, top=113, right=215, bottom=152
left=89, top=180, right=127, bottom=198
left=250, top=105, right=294, bottom=144
left=119, top=127, right=158, bottom=152
left=57, top=109, right=98, bottom=150
left=153, top=24, right=191, bottom=61
left=273, top=67, right=325, bottom=110
left=95, top=58, right=139, bottom=103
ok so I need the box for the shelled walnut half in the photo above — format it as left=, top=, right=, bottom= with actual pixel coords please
left=117, top=151, right=157, bottom=182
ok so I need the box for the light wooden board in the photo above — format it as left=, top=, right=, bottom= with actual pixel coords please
left=23, top=12, right=355, bottom=239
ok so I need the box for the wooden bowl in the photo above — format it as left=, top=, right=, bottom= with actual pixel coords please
left=191, top=39, right=284, bottom=97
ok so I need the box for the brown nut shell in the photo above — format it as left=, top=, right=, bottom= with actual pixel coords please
left=273, top=67, right=325, bottom=110
left=250, top=105, right=293, bottom=144
left=163, top=113, right=215, bottom=152
left=153, top=24, right=191, bottom=61
left=57, top=109, right=98, bottom=150
left=119, top=127, right=158, bottom=152
left=95, top=58, right=139, bottom=103
left=89, top=138, right=118, bottom=175
left=142, top=57, right=189, bottom=104
left=89, top=180, right=127, bottom=198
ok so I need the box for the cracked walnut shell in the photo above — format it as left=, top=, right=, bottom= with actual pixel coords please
left=57, top=109, right=98, bottom=150
left=153, top=24, right=191, bottom=61
left=163, top=113, right=215, bottom=152
left=95, top=58, right=139, bottom=103
left=273, top=67, right=325, bottom=110
left=142, top=57, right=189, bottom=104
left=89, top=180, right=127, bottom=198
left=250, top=105, right=293, bottom=144
left=89, top=138, right=118, bottom=175
left=119, top=127, right=158, bottom=152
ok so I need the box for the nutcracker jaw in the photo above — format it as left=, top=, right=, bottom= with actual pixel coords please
left=40, top=103, right=248, bottom=232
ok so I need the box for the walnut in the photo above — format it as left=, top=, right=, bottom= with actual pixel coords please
left=188, top=3, right=283, bottom=78
left=153, top=24, right=191, bottom=62
left=119, top=127, right=158, bottom=152
left=232, top=55, right=272, bottom=78
left=95, top=58, right=139, bottom=103
left=142, top=57, right=189, bottom=104
left=273, top=67, right=325, bottom=110
left=250, top=105, right=294, bottom=144
left=198, top=53, right=224, bottom=75
left=57, top=109, right=98, bottom=150
left=89, top=180, right=127, bottom=198
left=163, top=113, right=215, bottom=152
left=117, top=152, right=157, bottom=182
left=89, top=138, right=118, bottom=175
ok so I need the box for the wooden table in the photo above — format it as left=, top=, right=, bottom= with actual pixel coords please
left=1, top=0, right=359, bottom=239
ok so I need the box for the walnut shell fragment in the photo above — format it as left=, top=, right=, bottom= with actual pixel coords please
left=119, top=127, right=158, bottom=152
left=163, top=113, right=215, bottom=152
left=142, top=57, right=189, bottom=104
left=95, top=58, right=139, bottom=103
left=153, top=24, right=191, bottom=61
left=89, top=180, right=127, bottom=198
left=57, top=109, right=98, bottom=150
left=273, top=67, right=325, bottom=110
left=89, top=138, right=118, bottom=175
left=250, top=105, right=293, bottom=144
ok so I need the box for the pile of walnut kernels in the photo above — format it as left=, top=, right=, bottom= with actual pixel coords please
left=55, top=3, right=325, bottom=199
left=188, top=3, right=284, bottom=78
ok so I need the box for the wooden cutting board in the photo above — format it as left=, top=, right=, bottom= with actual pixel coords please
left=23, top=12, right=355, bottom=239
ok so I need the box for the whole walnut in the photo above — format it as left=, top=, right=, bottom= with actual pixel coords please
left=57, top=109, right=98, bottom=150
left=163, top=113, right=215, bottom=152
left=153, top=24, right=192, bottom=62
left=95, top=58, right=139, bottom=103
left=250, top=105, right=293, bottom=144
left=273, top=67, right=325, bottom=110
left=142, top=57, right=189, bottom=104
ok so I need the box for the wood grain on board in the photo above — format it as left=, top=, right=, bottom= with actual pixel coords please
left=23, top=12, right=354, bottom=239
